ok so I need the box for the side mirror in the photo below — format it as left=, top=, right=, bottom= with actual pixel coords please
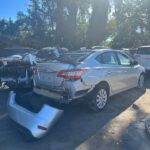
left=130, top=60, right=138, bottom=66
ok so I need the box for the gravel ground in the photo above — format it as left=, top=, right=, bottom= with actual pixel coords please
left=0, top=76, right=150, bottom=150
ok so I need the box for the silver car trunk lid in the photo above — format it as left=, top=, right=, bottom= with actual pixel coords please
left=35, top=61, right=73, bottom=88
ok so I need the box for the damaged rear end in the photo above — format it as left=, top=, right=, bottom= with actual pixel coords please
left=33, top=51, right=93, bottom=103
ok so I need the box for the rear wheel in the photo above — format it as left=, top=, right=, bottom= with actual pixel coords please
left=88, top=85, right=109, bottom=112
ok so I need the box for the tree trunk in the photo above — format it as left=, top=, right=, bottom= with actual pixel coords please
left=86, top=0, right=109, bottom=47
left=56, top=0, right=65, bottom=46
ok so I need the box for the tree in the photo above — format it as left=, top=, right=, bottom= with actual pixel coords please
left=112, top=0, right=150, bottom=48
left=86, top=0, right=109, bottom=47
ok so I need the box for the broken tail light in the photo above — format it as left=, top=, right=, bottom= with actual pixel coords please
left=57, top=69, right=88, bottom=80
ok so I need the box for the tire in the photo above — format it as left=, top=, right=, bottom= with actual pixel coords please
left=88, top=84, right=109, bottom=112
left=138, top=74, right=145, bottom=88
left=145, top=119, right=150, bottom=140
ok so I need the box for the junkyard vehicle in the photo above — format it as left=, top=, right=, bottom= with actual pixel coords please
left=36, top=47, right=68, bottom=62
left=7, top=49, right=145, bottom=138
left=91, top=46, right=108, bottom=50
left=134, top=46, right=150, bottom=72
left=0, top=48, right=37, bottom=89
left=33, top=49, right=145, bottom=111
left=122, top=48, right=137, bottom=58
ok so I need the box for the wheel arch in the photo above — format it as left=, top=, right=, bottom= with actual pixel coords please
left=95, top=80, right=110, bottom=96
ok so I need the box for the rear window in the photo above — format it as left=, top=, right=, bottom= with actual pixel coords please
left=137, top=47, right=150, bottom=55
left=63, top=51, right=93, bottom=62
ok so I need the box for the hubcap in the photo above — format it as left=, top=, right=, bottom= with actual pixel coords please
left=96, top=89, right=107, bottom=109
left=139, top=75, right=144, bottom=88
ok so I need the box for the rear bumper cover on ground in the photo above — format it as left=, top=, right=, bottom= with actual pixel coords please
left=7, top=91, right=63, bottom=138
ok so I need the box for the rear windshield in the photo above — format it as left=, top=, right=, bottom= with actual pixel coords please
left=63, top=51, right=93, bottom=62
left=137, top=47, right=150, bottom=55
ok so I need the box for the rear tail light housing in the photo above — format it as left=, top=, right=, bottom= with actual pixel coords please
left=57, top=68, right=88, bottom=80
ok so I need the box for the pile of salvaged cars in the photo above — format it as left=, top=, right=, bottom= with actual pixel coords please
left=3, top=46, right=150, bottom=138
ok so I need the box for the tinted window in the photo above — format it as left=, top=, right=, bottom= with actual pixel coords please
left=137, top=47, right=150, bottom=55
left=117, top=53, right=130, bottom=66
left=97, top=52, right=118, bottom=65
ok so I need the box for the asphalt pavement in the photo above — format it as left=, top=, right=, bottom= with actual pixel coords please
left=0, top=76, right=150, bottom=150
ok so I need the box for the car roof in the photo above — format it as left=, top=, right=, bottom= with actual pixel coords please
left=138, top=45, right=150, bottom=48
left=92, top=49, right=121, bottom=53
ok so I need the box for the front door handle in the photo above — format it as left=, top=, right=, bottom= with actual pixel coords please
left=107, top=71, right=112, bottom=75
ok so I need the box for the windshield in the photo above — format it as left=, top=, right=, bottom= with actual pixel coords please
left=137, top=47, right=150, bottom=55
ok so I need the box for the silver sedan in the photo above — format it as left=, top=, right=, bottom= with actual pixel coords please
left=33, top=49, right=145, bottom=111
left=7, top=49, right=145, bottom=138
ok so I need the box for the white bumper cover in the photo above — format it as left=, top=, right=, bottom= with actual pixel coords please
left=7, top=91, right=63, bottom=138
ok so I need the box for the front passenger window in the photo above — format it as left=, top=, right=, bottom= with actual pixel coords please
left=117, top=53, right=131, bottom=66
left=97, top=52, right=118, bottom=65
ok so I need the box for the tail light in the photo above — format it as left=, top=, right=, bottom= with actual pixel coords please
left=57, top=69, right=88, bottom=80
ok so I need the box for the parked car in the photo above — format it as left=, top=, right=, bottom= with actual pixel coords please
left=122, top=48, right=137, bottom=58
left=0, top=48, right=37, bottom=89
left=7, top=49, right=145, bottom=138
left=33, top=49, right=145, bottom=110
left=134, top=46, right=150, bottom=72
left=36, top=47, right=68, bottom=62
left=91, top=46, right=107, bottom=50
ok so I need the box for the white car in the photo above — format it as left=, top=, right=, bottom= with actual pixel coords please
left=134, top=46, right=150, bottom=71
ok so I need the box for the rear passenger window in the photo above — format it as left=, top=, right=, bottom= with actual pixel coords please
left=97, top=52, right=118, bottom=65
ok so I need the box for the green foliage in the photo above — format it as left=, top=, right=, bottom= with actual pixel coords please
left=112, top=0, right=150, bottom=48
left=0, top=0, right=109, bottom=49
left=1, top=0, right=150, bottom=50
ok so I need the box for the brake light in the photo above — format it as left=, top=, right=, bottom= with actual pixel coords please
left=57, top=69, right=88, bottom=80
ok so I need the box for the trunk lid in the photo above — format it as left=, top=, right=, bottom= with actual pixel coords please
left=35, top=61, right=74, bottom=88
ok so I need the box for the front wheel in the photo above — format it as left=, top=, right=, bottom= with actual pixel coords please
left=88, top=85, right=109, bottom=112
left=138, top=74, right=145, bottom=88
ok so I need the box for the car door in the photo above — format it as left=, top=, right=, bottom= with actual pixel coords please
left=116, top=52, right=138, bottom=90
left=96, top=51, right=126, bottom=94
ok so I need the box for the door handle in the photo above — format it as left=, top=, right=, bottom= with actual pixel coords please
left=107, top=71, right=112, bottom=75
left=121, top=70, right=127, bottom=73
left=117, top=70, right=127, bottom=73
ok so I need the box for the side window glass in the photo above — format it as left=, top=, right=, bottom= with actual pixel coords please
left=117, top=53, right=130, bottom=66
left=96, top=52, right=118, bottom=65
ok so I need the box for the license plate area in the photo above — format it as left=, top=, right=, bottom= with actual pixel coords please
left=33, top=88, right=64, bottom=100
left=39, top=72, right=56, bottom=83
